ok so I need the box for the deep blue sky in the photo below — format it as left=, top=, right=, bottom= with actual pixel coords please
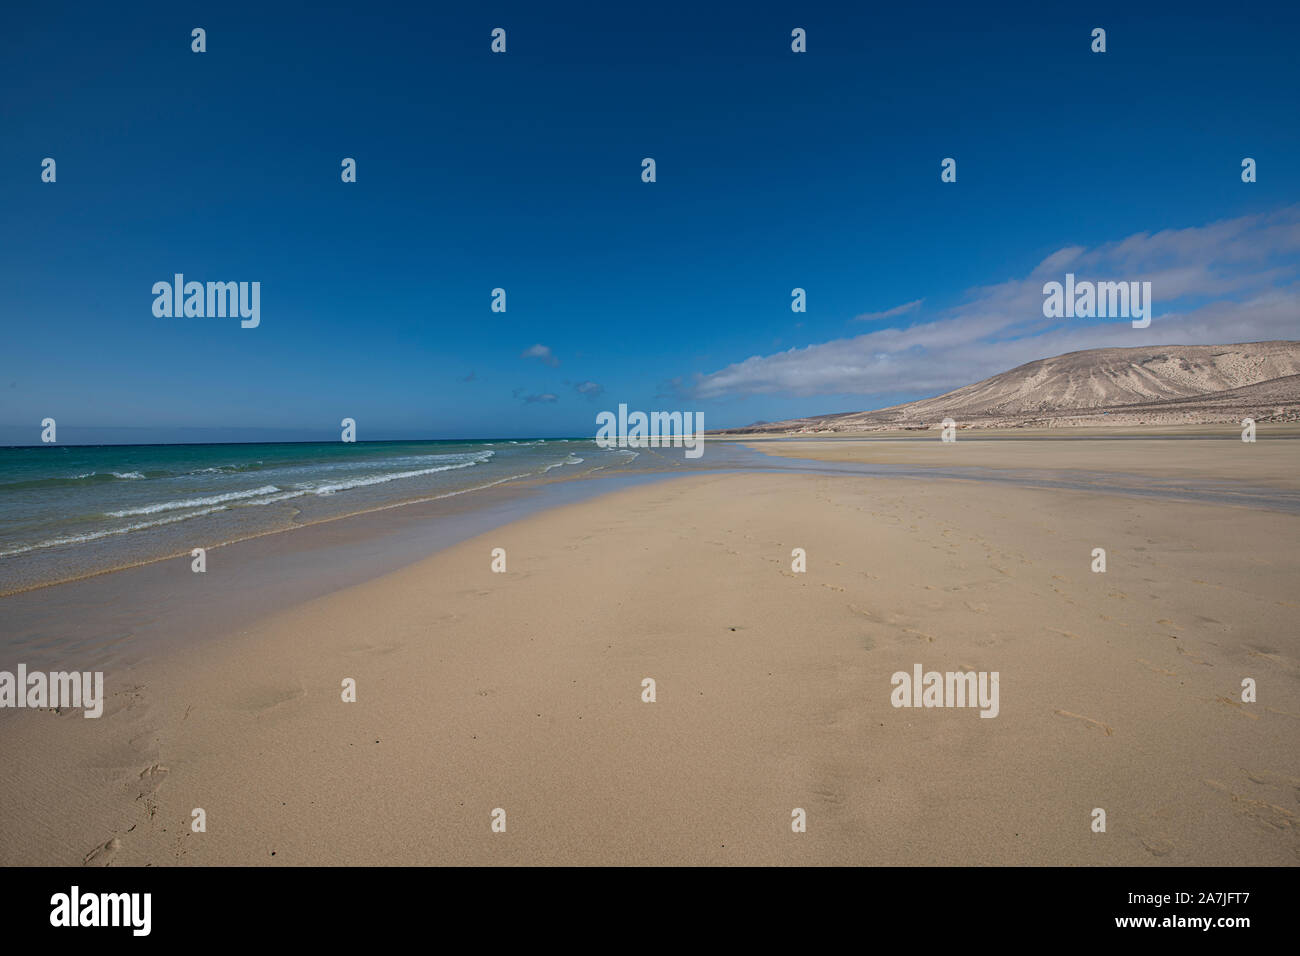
left=3, top=1, right=1298, bottom=441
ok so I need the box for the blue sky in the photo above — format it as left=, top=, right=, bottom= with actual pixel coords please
left=2, top=0, right=1298, bottom=442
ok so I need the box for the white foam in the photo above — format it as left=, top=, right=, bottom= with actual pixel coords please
left=302, top=458, right=487, bottom=495
left=105, top=484, right=282, bottom=517
left=0, top=506, right=229, bottom=558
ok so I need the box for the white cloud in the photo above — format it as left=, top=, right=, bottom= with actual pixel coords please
left=693, top=206, right=1300, bottom=400
left=521, top=343, right=559, bottom=367
left=854, top=298, right=924, bottom=321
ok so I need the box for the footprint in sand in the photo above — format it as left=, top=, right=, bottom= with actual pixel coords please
left=104, top=683, right=147, bottom=718
left=1203, top=776, right=1298, bottom=854
left=84, top=836, right=122, bottom=866
left=134, top=764, right=170, bottom=813
left=1241, top=769, right=1300, bottom=795
left=1245, top=647, right=1294, bottom=675
left=1214, top=697, right=1260, bottom=720
left=1136, top=658, right=1176, bottom=677
left=1118, top=807, right=1177, bottom=859
left=847, top=604, right=881, bottom=622
left=1175, top=644, right=1212, bottom=666
left=1140, top=836, right=1175, bottom=858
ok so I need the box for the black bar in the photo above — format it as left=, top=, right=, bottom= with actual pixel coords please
left=1, top=865, right=1288, bottom=942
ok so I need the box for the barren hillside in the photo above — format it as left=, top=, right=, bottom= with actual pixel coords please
left=725, top=341, right=1300, bottom=433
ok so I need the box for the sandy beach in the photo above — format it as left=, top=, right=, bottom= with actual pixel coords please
left=1, top=439, right=1296, bottom=866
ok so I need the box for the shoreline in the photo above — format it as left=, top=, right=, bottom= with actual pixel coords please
left=0, top=467, right=632, bottom=600
left=0, top=439, right=633, bottom=598
left=0, top=467, right=691, bottom=671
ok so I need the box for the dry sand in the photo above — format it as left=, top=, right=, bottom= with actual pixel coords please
left=1, top=462, right=1297, bottom=865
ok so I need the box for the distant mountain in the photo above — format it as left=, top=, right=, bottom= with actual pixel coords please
left=723, top=341, right=1300, bottom=432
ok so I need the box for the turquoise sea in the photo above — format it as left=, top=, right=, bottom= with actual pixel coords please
left=0, top=439, right=637, bottom=592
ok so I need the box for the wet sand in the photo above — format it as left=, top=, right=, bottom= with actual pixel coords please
left=735, top=427, right=1300, bottom=489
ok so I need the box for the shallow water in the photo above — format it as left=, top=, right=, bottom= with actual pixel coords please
left=0, top=439, right=629, bottom=593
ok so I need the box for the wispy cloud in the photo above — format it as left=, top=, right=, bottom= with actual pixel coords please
left=521, top=344, right=560, bottom=367
left=572, top=380, right=604, bottom=400
left=693, top=206, right=1300, bottom=400
left=512, top=388, right=558, bottom=404
left=854, top=298, right=923, bottom=322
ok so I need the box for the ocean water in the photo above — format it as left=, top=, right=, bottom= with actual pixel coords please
left=0, top=439, right=637, bottom=592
